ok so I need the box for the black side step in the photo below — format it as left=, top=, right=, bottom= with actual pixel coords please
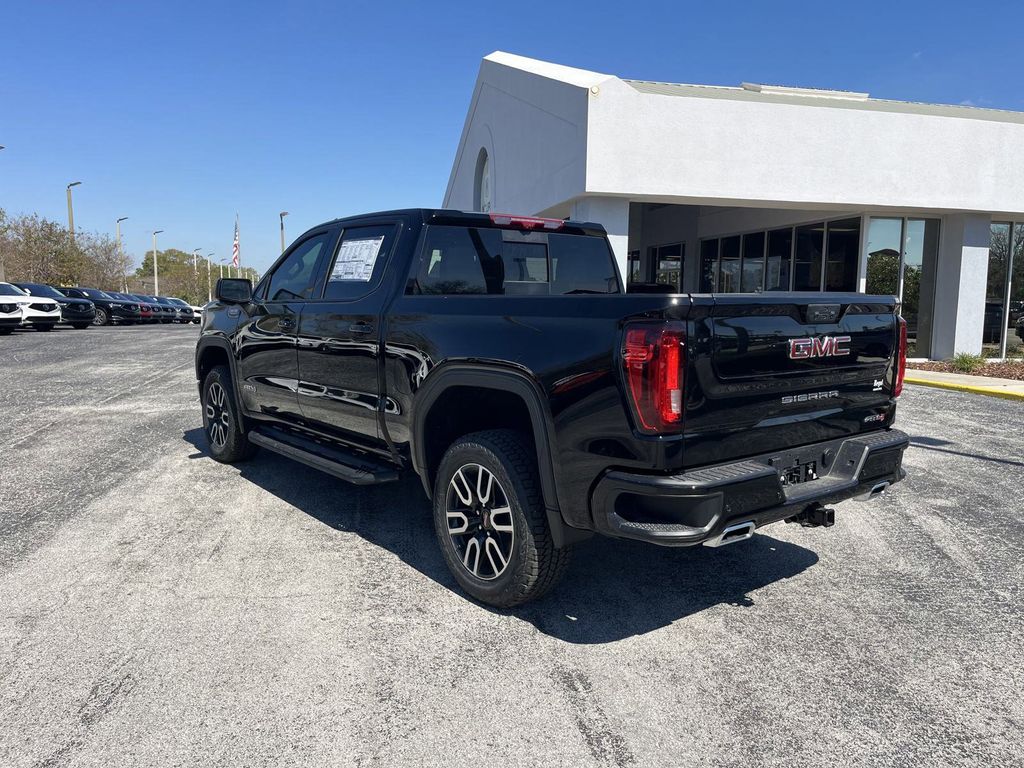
left=248, top=428, right=399, bottom=485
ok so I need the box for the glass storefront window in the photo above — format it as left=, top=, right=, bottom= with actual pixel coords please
left=700, top=239, right=718, bottom=292
left=765, top=228, right=792, bottom=291
left=651, top=243, right=683, bottom=290
left=902, top=219, right=940, bottom=358
left=865, top=218, right=902, bottom=295
left=985, top=223, right=1010, bottom=353
left=1009, top=225, right=1024, bottom=359
left=719, top=236, right=741, bottom=293
left=741, top=232, right=765, bottom=292
left=794, top=223, right=825, bottom=290
left=825, top=218, right=860, bottom=291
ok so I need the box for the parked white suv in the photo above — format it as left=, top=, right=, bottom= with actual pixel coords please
left=0, top=282, right=60, bottom=331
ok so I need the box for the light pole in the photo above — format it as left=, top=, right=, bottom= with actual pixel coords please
left=116, top=217, right=129, bottom=291
left=66, top=181, right=82, bottom=244
left=206, top=252, right=214, bottom=302
left=152, top=230, right=164, bottom=294
left=279, top=211, right=289, bottom=253
left=220, top=259, right=227, bottom=280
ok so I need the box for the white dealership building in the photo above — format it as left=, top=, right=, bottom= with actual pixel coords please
left=444, top=52, right=1024, bottom=360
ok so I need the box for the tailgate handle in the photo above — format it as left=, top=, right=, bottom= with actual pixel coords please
left=806, top=304, right=841, bottom=323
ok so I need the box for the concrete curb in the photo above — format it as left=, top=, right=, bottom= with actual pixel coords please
left=904, top=375, right=1024, bottom=402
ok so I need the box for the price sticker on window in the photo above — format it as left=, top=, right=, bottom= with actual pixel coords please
left=330, top=236, right=385, bottom=282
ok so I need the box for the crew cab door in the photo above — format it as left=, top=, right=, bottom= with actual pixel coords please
left=295, top=221, right=401, bottom=450
left=235, top=227, right=338, bottom=422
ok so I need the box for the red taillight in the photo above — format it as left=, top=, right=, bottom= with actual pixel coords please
left=488, top=213, right=564, bottom=230
left=894, top=316, right=907, bottom=397
left=621, top=322, right=686, bottom=434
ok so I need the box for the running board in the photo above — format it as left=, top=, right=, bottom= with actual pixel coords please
left=248, top=428, right=399, bottom=485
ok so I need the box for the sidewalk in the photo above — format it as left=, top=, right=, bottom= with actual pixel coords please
left=904, top=368, right=1024, bottom=401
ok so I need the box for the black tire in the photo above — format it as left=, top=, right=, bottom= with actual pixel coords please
left=201, top=365, right=256, bottom=463
left=36, top=323, right=55, bottom=332
left=93, top=308, right=109, bottom=326
left=72, top=323, right=91, bottom=330
left=433, top=429, right=571, bottom=607
left=0, top=328, right=13, bottom=335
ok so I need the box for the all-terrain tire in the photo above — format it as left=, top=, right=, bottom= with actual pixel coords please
left=201, top=364, right=257, bottom=463
left=433, top=429, right=572, bottom=607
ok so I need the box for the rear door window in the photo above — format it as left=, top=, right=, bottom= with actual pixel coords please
left=319, top=224, right=398, bottom=301
left=406, top=226, right=620, bottom=295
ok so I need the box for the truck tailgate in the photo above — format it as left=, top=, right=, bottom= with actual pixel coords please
left=682, top=293, right=900, bottom=468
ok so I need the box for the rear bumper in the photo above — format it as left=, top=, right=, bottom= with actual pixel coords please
left=590, top=429, right=909, bottom=546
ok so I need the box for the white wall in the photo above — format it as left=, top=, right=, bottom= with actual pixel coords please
left=444, top=53, right=600, bottom=215
left=586, top=78, right=1024, bottom=217
left=930, top=213, right=992, bottom=357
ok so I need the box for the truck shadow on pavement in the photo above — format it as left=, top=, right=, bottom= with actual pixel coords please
left=185, top=429, right=819, bottom=644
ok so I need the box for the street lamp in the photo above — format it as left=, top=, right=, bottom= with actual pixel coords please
left=219, top=259, right=227, bottom=280
left=152, top=230, right=164, bottom=295
left=206, top=252, right=214, bottom=302
left=279, top=211, right=289, bottom=253
left=66, top=181, right=82, bottom=244
left=116, top=217, right=129, bottom=291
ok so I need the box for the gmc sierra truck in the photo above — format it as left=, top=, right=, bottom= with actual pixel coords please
left=196, top=209, right=909, bottom=607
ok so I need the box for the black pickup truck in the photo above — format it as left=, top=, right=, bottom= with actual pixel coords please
left=196, top=209, right=909, bottom=606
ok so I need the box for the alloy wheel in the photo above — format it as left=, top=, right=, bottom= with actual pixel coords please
left=445, top=463, right=515, bottom=581
left=204, top=381, right=231, bottom=449
left=92, top=309, right=107, bottom=326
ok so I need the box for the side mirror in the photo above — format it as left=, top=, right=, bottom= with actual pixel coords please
left=216, top=278, right=252, bottom=304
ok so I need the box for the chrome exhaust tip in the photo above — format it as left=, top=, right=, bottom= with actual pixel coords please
left=704, top=521, right=756, bottom=548
left=855, top=481, right=890, bottom=502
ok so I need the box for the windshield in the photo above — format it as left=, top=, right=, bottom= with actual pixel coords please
left=0, top=283, right=29, bottom=296
left=16, top=283, right=65, bottom=299
left=82, top=289, right=114, bottom=300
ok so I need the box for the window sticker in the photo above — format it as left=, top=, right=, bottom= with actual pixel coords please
left=330, top=236, right=385, bottom=282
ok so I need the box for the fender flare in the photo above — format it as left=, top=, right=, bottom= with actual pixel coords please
left=195, top=335, right=238, bottom=399
left=411, top=364, right=585, bottom=548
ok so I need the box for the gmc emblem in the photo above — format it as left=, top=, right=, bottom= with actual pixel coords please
left=788, top=335, right=852, bottom=360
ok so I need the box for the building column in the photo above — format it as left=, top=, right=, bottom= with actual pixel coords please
left=929, top=213, right=991, bottom=359
left=571, top=196, right=630, bottom=284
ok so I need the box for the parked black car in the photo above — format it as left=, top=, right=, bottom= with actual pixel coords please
left=136, top=294, right=175, bottom=323
left=165, top=297, right=196, bottom=323
left=15, top=282, right=96, bottom=329
left=196, top=209, right=909, bottom=607
left=59, top=287, right=140, bottom=326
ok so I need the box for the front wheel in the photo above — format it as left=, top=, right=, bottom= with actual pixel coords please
left=36, top=323, right=54, bottom=332
left=433, top=429, right=571, bottom=607
left=201, top=365, right=256, bottom=463
left=72, top=323, right=91, bottom=330
left=93, top=308, right=109, bottom=326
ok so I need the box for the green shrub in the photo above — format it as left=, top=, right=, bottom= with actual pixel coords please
left=951, top=352, right=986, bottom=373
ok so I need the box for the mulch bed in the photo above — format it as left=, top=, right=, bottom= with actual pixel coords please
left=908, top=361, right=1024, bottom=381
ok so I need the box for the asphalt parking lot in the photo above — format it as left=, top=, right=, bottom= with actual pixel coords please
left=1, top=326, right=1022, bottom=767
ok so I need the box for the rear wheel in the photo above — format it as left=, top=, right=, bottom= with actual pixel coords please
left=93, top=308, right=109, bottom=326
left=433, top=429, right=571, bottom=607
left=202, top=365, right=256, bottom=463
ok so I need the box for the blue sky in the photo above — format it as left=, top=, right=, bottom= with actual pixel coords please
left=2, top=0, right=1023, bottom=275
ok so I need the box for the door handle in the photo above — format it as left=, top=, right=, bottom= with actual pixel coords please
left=349, top=322, right=374, bottom=335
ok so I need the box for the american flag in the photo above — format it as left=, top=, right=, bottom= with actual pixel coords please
left=231, top=215, right=240, bottom=268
